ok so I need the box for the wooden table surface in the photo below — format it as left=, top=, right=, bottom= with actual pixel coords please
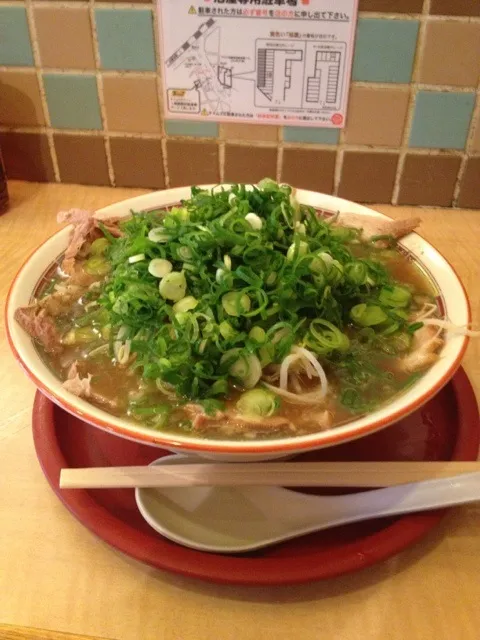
left=1, top=181, right=479, bottom=640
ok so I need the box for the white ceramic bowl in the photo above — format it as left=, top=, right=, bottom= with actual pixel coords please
left=6, top=186, right=470, bottom=461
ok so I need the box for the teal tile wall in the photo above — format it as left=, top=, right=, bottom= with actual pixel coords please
left=165, top=120, right=219, bottom=138
left=283, top=127, right=340, bottom=144
left=409, top=91, right=476, bottom=149
left=0, top=3, right=478, bottom=208
left=353, top=19, right=419, bottom=83
left=0, top=7, right=34, bottom=66
left=43, top=74, right=102, bottom=130
left=95, top=9, right=156, bottom=71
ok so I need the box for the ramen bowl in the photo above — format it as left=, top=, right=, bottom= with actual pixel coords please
left=6, top=186, right=471, bottom=461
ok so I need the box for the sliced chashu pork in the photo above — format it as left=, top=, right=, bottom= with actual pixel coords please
left=399, top=325, right=444, bottom=373
left=184, top=403, right=296, bottom=434
left=16, top=210, right=122, bottom=349
left=62, top=361, right=92, bottom=397
left=14, top=306, right=62, bottom=353
left=57, top=208, right=124, bottom=275
left=184, top=403, right=332, bottom=436
left=62, top=362, right=120, bottom=410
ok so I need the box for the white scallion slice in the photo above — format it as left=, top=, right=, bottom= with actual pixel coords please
left=231, top=354, right=262, bottom=389
left=177, top=246, right=192, bottom=261
left=148, top=258, right=173, bottom=279
left=318, top=251, right=333, bottom=266
left=249, top=326, right=266, bottom=343
left=216, top=268, right=225, bottom=283
left=219, top=320, right=236, bottom=339
left=168, top=206, right=189, bottom=221
left=228, top=192, right=237, bottom=204
left=223, top=254, right=232, bottom=270
left=128, top=253, right=145, bottom=264
left=257, top=178, right=276, bottom=191
left=117, top=325, right=128, bottom=341
left=174, top=312, right=189, bottom=326
left=211, top=185, right=227, bottom=195
left=266, top=272, right=277, bottom=286
left=222, top=292, right=251, bottom=317
left=286, top=241, right=308, bottom=262
left=220, top=349, right=262, bottom=389
left=310, top=251, right=333, bottom=273
left=159, top=271, right=187, bottom=302
left=245, top=213, right=263, bottom=230
left=114, top=339, right=131, bottom=365
left=290, top=189, right=300, bottom=215
left=172, top=295, right=198, bottom=314
left=148, top=227, right=169, bottom=243
left=236, top=388, right=278, bottom=417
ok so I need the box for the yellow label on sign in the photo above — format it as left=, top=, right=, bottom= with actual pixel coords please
left=201, top=108, right=208, bottom=116
left=188, top=6, right=196, bottom=14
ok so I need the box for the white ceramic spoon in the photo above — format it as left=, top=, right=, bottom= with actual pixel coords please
left=135, top=454, right=480, bottom=554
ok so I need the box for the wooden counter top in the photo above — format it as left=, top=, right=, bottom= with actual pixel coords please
left=1, top=181, right=479, bottom=640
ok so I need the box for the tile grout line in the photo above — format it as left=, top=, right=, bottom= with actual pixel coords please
left=1, top=0, right=480, bottom=18
left=219, top=140, right=226, bottom=183
left=89, top=0, right=115, bottom=186
left=392, top=0, right=430, bottom=205
left=447, top=15, right=480, bottom=206
left=411, top=83, right=477, bottom=93
left=217, top=121, right=225, bottom=180
left=0, top=0, right=88, bottom=4
left=357, top=11, right=422, bottom=19
left=1, top=65, right=477, bottom=93
left=0, top=0, right=85, bottom=4
left=333, top=128, right=345, bottom=197
left=353, top=81, right=478, bottom=93
left=452, top=84, right=480, bottom=207
left=281, top=140, right=337, bottom=151
left=276, top=126, right=283, bottom=183
left=0, top=68, right=159, bottom=78
left=160, top=137, right=170, bottom=188
left=420, top=14, right=480, bottom=23
left=86, top=2, right=153, bottom=8
left=2, top=124, right=478, bottom=157
left=16, top=1, right=155, bottom=8
left=357, top=11, right=480, bottom=23
left=10, top=2, right=480, bottom=20
left=24, top=0, right=60, bottom=182
left=151, top=1, right=170, bottom=188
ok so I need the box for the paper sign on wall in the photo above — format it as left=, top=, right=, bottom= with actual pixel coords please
left=158, top=0, right=358, bottom=128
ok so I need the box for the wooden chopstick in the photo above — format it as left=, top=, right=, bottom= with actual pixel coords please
left=59, top=461, right=480, bottom=490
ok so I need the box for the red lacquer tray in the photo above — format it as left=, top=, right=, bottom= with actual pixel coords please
left=32, top=368, right=479, bottom=586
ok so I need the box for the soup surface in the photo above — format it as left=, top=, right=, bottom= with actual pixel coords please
left=16, top=180, right=443, bottom=440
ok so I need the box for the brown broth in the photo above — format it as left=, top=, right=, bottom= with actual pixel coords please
left=35, top=245, right=440, bottom=440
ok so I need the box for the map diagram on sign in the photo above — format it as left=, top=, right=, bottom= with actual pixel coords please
left=253, top=39, right=345, bottom=110
left=159, top=0, right=357, bottom=126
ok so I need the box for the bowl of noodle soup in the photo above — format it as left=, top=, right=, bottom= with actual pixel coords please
left=6, top=182, right=471, bottom=460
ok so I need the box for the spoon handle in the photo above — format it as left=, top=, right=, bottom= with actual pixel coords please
left=291, top=472, right=480, bottom=531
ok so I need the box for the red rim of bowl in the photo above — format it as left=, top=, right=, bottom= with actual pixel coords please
left=6, top=208, right=471, bottom=454
left=32, top=368, right=480, bottom=585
